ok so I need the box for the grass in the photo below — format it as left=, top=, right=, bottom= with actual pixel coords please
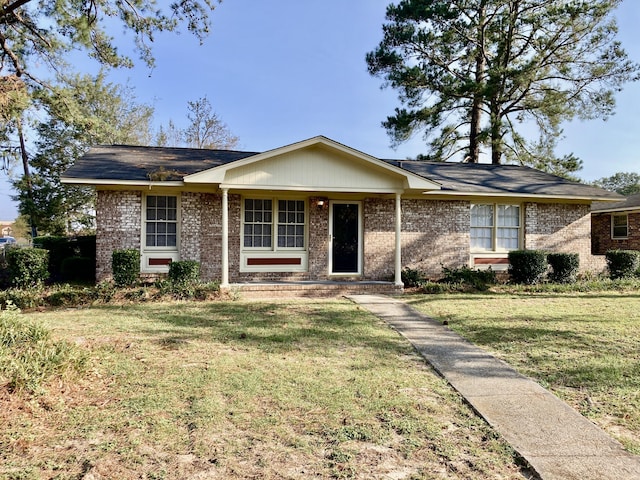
left=407, top=292, right=640, bottom=454
left=0, top=299, right=533, bottom=480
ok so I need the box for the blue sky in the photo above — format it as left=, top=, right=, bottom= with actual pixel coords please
left=1, top=0, right=639, bottom=220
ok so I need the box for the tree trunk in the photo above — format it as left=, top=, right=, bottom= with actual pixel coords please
left=490, top=101, right=502, bottom=164
left=468, top=1, right=487, bottom=163
left=17, top=118, right=37, bottom=237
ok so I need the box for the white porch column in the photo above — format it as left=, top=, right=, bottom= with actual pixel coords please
left=221, top=188, right=229, bottom=288
left=394, top=192, right=403, bottom=286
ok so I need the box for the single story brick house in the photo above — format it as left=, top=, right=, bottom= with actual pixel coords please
left=62, top=136, right=621, bottom=290
left=591, top=193, right=640, bottom=254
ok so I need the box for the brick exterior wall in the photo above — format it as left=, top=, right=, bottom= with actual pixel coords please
left=95, top=190, right=142, bottom=281
left=592, top=212, right=640, bottom=254
left=364, top=198, right=470, bottom=280
left=180, top=192, right=221, bottom=281
left=525, top=203, right=606, bottom=273
left=95, top=191, right=605, bottom=282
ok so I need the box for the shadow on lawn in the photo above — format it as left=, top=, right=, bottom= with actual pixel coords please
left=95, top=301, right=411, bottom=355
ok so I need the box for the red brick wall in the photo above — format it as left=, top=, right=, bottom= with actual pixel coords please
left=95, top=191, right=606, bottom=282
left=95, top=190, right=142, bottom=281
left=363, top=198, right=470, bottom=280
left=525, top=203, right=606, bottom=273
left=592, top=212, right=640, bottom=254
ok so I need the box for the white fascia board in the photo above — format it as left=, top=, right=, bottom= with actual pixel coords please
left=422, top=190, right=623, bottom=203
left=219, top=183, right=402, bottom=194
left=61, top=177, right=184, bottom=188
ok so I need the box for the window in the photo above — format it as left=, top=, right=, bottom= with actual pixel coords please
left=471, top=204, right=520, bottom=251
left=243, top=198, right=305, bottom=250
left=244, top=199, right=273, bottom=248
left=612, top=214, right=628, bottom=239
left=145, top=195, right=178, bottom=247
left=278, top=200, right=305, bottom=248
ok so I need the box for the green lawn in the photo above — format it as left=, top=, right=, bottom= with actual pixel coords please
left=0, top=300, right=533, bottom=480
left=407, top=292, right=640, bottom=454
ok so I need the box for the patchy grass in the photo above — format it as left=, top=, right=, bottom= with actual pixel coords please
left=0, top=300, right=534, bottom=479
left=407, top=292, right=640, bottom=454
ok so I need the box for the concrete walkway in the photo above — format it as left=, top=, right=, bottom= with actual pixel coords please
left=348, top=294, right=640, bottom=480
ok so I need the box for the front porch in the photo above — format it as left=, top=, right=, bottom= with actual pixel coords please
left=225, top=280, right=403, bottom=299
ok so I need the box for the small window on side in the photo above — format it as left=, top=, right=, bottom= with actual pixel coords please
left=612, top=214, right=628, bottom=239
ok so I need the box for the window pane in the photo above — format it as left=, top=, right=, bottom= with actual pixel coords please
left=147, top=209, right=156, bottom=220
left=167, top=235, right=177, bottom=247
left=498, top=205, right=520, bottom=227
left=146, top=235, right=155, bottom=246
left=497, top=228, right=519, bottom=250
left=471, top=204, right=493, bottom=227
left=471, top=227, right=492, bottom=250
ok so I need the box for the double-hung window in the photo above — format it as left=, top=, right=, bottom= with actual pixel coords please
left=612, top=214, right=628, bottom=239
left=146, top=195, right=178, bottom=247
left=242, top=198, right=307, bottom=272
left=243, top=199, right=306, bottom=250
left=471, top=204, right=521, bottom=251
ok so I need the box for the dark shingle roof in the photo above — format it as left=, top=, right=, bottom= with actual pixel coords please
left=385, top=160, right=622, bottom=199
left=63, top=144, right=622, bottom=200
left=62, top=145, right=259, bottom=182
left=592, top=192, right=640, bottom=212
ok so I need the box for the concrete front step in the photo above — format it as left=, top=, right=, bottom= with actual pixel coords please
left=227, top=281, right=403, bottom=299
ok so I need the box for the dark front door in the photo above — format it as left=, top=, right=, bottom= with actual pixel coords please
left=331, top=202, right=360, bottom=274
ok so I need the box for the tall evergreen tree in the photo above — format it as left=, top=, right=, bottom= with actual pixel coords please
left=367, top=0, right=639, bottom=170
left=13, top=73, right=154, bottom=234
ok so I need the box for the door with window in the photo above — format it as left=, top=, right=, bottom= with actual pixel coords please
left=329, top=202, right=361, bottom=275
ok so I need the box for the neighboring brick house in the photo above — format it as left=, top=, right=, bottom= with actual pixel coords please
left=61, top=136, right=621, bottom=290
left=591, top=193, right=640, bottom=254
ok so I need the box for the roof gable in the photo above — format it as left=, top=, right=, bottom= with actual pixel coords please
left=183, top=136, right=441, bottom=192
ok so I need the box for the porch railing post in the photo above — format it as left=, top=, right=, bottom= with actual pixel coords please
left=221, top=188, right=229, bottom=288
left=395, top=192, right=403, bottom=286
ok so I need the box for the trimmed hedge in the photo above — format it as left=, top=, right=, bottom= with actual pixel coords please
left=112, top=249, right=141, bottom=287
left=168, top=260, right=200, bottom=285
left=6, top=248, right=49, bottom=288
left=547, top=253, right=580, bottom=284
left=508, top=250, right=547, bottom=285
left=606, top=250, right=640, bottom=280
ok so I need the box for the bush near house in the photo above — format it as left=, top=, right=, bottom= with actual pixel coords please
left=508, top=250, right=548, bottom=285
left=606, top=250, right=640, bottom=280
left=6, top=248, right=49, bottom=289
left=112, top=249, right=141, bottom=287
left=547, top=253, right=580, bottom=284
left=168, top=260, right=200, bottom=285
left=33, top=235, right=96, bottom=282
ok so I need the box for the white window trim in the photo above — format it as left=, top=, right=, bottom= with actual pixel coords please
left=611, top=213, right=629, bottom=239
left=240, top=196, right=309, bottom=273
left=141, top=193, right=180, bottom=273
left=470, top=203, right=522, bottom=253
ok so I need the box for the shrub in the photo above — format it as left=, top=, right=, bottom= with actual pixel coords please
left=508, top=250, right=547, bottom=285
left=112, top=249, right=141, bottom=287
left=0, top=288, right=45, bottom=310
left=33, top=236, right=74, bottom=281
left=401, top=267, right=425, bottom=288
left=0, top=302, right=87, bottom=394
left=45, top=285, right=97, bottom=308
left=441, top=265, right=497, bottom=291
left=606, top=250, right=640, bottom=280
left=547, top=253, right=580, bottom=284
left=6, top=248, right=49, bottom=288
left=61, top=256, right=95, bottom=282
left=168, top=260, right=200, bottom=286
